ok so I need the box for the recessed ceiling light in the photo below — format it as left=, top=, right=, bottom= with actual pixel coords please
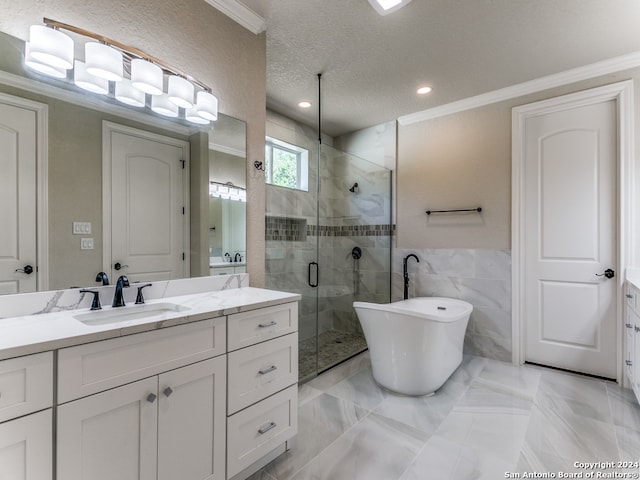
left=417, top=86, right=433, bottom=95
left=367, top=0, right=414, bottom=16
left=298, top=101, right=312, bottom=108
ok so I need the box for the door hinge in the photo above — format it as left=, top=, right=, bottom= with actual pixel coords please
left=182, top=207, right=185, bottom=215
left=182, top=252, right=185, bottom=261
left=180, top=160, right=186, bottom=169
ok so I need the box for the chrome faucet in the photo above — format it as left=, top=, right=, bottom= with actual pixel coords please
left=112, top=275, right=130, bottom=307
left=234, top=252, right=242, bottom=263
left=403, top=254, right=420, bottom=300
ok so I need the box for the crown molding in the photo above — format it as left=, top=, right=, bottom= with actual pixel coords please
left=203, top=0, right=266, bottom=34
left=399, top=50, right=640, bottom=125
left=209, top=142, right=245, bottom=157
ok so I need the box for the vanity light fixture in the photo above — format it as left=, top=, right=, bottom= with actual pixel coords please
left=367, top=0, right=414, bottom=16
left=73, top=60, right=109, bottom=95
left=130, top=59, right=163, bottom=95
left=298, top=101, right=312, bottom=108
left=84, top=42, right=123, bottom=81
left=115, top=78, right=146, bottom=107
left=417, top=86, right=432, bottom=95
left=151, top=94, right=179, bottom=117
left=209, top=181, right=246, bottom=202
left=26, top=24, right=74, bottom=69
left=24, top=43, right=67, bottom=79
left=185, top=105, right=211, bottom=124
left=168, top=75, right=195, bottom=108
left=196, top=91, right=219, bottom=121
left=23, top=18, right=220, bottom=126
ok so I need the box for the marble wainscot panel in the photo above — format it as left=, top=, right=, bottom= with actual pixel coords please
left=0, top=274, right=249, bottom=319
left=392, top=248, right=512, bottom=362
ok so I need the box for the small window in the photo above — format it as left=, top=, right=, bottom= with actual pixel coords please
left=265, top=137, right=309, bottom=191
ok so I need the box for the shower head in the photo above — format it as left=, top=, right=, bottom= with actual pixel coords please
left=349, top=182, right=359, bottom=193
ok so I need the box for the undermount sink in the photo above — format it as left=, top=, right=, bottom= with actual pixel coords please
left=74, top=302, right=191, bottom=326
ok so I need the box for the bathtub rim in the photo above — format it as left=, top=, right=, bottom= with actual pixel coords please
left=353, top=297, right=472, bottom=323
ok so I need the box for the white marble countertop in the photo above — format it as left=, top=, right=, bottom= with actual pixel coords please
left=210, top=262, right=246, bottom=268
left=0, top=287, right=300, bottom=361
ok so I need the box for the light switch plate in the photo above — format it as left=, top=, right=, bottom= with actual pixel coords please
left=80, top=238, right=94, bottom=250
left=73, top=222, right=92, bottom=235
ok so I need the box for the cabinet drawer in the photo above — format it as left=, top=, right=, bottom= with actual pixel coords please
left=0, top=352, right=53, bottom=423
left=227, top=385, right=297, bottom=479
left=228, top=302, right=298, bottom=351
left=228, top=333, right=298, bottom=414
left=58, top=317, right=226, bottom=403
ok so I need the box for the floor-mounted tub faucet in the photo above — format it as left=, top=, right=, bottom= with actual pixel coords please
left=403, top=254, right=420, bottom=300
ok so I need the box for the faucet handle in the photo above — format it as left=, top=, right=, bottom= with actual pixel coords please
left=135, top=283, right=153, bottom=304
left=80, top=289, right=102, bottom=311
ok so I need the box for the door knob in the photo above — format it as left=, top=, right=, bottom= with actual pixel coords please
left=15, top=265, right=34, bottom=274
left=114, top=262, right=128, bottom=271
left=595, top=268, right=615, bottom=279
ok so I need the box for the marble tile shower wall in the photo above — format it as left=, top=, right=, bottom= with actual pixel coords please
left=392, top=248, right=512, bottom=362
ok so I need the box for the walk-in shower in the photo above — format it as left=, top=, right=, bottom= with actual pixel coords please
left=265, top=143, right=392, bottom=381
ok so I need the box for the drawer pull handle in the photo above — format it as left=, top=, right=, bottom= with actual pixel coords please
left=627, top=360, right=633, bottom=366
left=164, top=387, right=174, bottom=397
left=258, top=422, right=277, bottom=435
left=627, top=323, right=633, bottom=328
left=147, top=393, right=157, bottom=403
left=259, top=365, right=278, bottom=375
left=258, top=321, right=277, bottom=328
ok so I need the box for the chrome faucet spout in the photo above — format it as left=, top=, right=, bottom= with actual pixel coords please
left=112, top=275, right=130, bottom=307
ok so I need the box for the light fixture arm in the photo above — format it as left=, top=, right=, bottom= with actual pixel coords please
left=42, top=17, right=212, bottom=93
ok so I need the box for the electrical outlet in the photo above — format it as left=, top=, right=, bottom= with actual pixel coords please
left=80, top=238, right=94, bottom=250
left=73, top=222, right=92, bottom=235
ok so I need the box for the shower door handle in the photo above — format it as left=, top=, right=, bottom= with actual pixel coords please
left=308, top=261, right=318, bottom=288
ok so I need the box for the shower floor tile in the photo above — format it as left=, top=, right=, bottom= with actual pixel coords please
left=298, top=329, right=368, bottom=380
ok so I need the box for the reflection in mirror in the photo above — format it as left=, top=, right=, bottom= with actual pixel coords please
left=0, top=31, right=246, bottom=293
left=208, top=120, right=247, bottom=276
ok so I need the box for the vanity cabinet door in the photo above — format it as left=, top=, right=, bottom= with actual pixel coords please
left=57, top=376, right=158, bottom=480
left=158, top=356, right=226, bottom=480
left=0, top=409, right=52, bottom=480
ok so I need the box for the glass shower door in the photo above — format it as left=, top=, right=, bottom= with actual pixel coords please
left=265, top=141, right=392, bottom=381
left=314, top=144, right=392, bottom=373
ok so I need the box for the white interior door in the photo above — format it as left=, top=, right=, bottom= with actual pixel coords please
left=0, top=99, right=38, bottom=294
left=104, top=123, right=189, bottom=283
left=522, top=98, right=617, bottom=378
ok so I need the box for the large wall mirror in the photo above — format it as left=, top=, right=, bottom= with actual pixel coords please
left=0, top=31, right=246, bottom=293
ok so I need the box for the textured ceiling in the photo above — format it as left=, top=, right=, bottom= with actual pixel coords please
left=238, top=0, right=640, bottom=137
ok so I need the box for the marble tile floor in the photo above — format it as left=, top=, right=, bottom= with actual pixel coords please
left=248, top=352, right=640, bottom=480
left=298, top=329, right=368, bottom=380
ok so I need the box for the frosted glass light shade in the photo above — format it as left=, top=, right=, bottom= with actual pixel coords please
left=196, top=91, right=218, bottom=121
left=151, top=94, right=179, bottom=117
left=185, top=106, right=210, bottom=125
left=24, top=43, right=67, bottom=78
left=131, top=59, right=163, bottom=95
left=27, top=25, right=74, bottom=69
left=85, top=42, right=123, bottom=81
left=167, top=75, right=194, bottom=108
left=115, top=78, right=146, bottom=107
left=73, top=60, right=109, bottom=94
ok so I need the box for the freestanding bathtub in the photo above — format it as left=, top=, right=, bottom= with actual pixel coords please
left=353, top=297, right=473, bottom=396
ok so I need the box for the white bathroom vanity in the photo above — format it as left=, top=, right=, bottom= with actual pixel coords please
left=0, top=274, right=299, bottom=480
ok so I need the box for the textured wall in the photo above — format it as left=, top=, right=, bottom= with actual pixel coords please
left=0, top=0, right=267, bottom=286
